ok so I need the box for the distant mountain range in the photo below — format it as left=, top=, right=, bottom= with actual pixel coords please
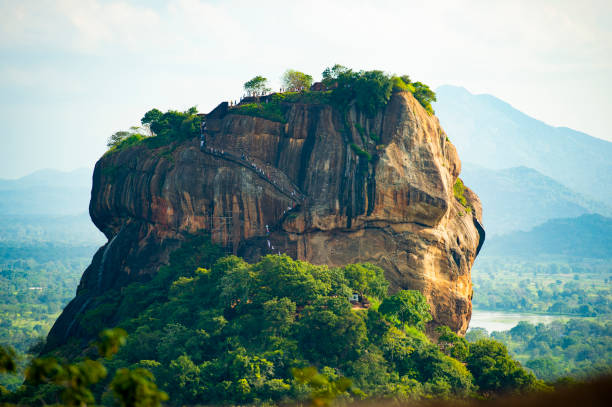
left=482, top=214, right=612, bottom=259
left=460, top=164, right=612, bottom=236
left=434, top=85, right=612, bottom=204
left=0, top=168, right=104, bottom=245
left=0, top=168, right=93, bottom=216
left=0, top=168, right=93, bottom=190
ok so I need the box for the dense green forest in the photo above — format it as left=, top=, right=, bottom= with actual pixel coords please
left=466, top=319, right=612, bottom=382
left=2, top=238, right=548, bottom=405
left=468, top=255, right=612, bottom=383
left=0, top=254, right=96, bottom=351
left=472, top=257, right=611, bottom=316
left=0, top=252, right=95, bottom=393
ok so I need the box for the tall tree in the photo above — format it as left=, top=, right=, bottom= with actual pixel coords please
left=244, top=76, right=271, bottom=97
left=281, top=70, right=313, bottom=91
left=378, top=290, right=432, bottom=330
left=466, top=339, right=540, bottom=394
left=322, top=64, right=350, bottom=87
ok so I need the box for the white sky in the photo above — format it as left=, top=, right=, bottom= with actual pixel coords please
left=1, top=0, right=610, bottom=178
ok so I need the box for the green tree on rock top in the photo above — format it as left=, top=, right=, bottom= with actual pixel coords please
left=282, top=69, right=313, bottom=91
left=244, top=76, right=271, bottom=97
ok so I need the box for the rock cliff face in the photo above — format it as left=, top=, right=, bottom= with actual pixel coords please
left=47, top=91, right=483, bottom=349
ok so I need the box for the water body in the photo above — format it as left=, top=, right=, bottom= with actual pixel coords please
left=469, top=309, right=570, bottom=333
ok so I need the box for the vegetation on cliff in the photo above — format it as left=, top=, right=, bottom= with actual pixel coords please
left=321, top=65, right=436, bottom=115
left=105, top=107, right=202, bottom=154
left=231, top=66, right=437, bottom=123
left=244, top=76, right=271, bottom=97
left=282, top=69, right=313, bottom=91
left=104, top=66, right=437, bottom=159
left=453, top=178, right=472, bottom=213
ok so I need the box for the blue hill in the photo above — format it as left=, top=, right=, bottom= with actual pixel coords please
left=434, top=85, right=612, bottom=203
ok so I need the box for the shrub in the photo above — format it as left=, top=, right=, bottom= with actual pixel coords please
left=322, top=64, right=350, bottom=88
left=342, top=263, right=389, bottom=299
left=329, top=69, right=392, bottom=116
left=391, top=76, right=415, bottom=93
left=412, top=82, right=436, bottom=115
left=379, top=290, right=432, bottom=331
left=280, top=90, right=332, bottom=105
left=106, top=133, right=147, bottom=154
left=143, top=107, right=201, bottom=140
left=104, top=107, right=202, bottom=154
left=466, top=339, right=542, bottom=394
left=350, top=143, right=372, bottom=161
left=453, top=178, right=472, bottom=213
left=324, top=66, right=435, bottom=117
left=354, top=123, right=365, bottom=137
left=231, top=102, right=286, bottom=123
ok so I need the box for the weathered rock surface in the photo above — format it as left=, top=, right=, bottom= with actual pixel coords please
left=47, top=91, right=483, bottom=350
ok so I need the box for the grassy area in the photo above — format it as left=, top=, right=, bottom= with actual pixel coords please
left=230, top=91, right=332, bottom=123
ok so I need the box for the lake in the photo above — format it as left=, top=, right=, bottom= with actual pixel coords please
left=469, top=309, right=569, bottom=333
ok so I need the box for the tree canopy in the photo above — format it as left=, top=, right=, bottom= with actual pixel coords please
left=411, top=81, right=437, bottom=115
left=378, top=290, right=433, bottom=330
left=1, top=237, right=547, bottom=405
left=140, top=107, right=201, bottom=140
left=466, top=339, right=540, bottom=395
left=321, top=65, right=437, bottom=116
left=244, top=76, right=271, bottom=97
left=321, top=64, right=350, bottom=87
left=282, top=69, right=313, bottom=91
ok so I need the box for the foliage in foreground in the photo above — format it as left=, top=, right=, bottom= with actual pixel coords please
left=1, top=328, right=167, bottom=406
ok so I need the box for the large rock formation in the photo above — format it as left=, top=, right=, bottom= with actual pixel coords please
left=47, top=91, right=484, bottom=349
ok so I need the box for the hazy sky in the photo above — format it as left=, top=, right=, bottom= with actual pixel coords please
left=1, top=0, right=610, bottom=179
